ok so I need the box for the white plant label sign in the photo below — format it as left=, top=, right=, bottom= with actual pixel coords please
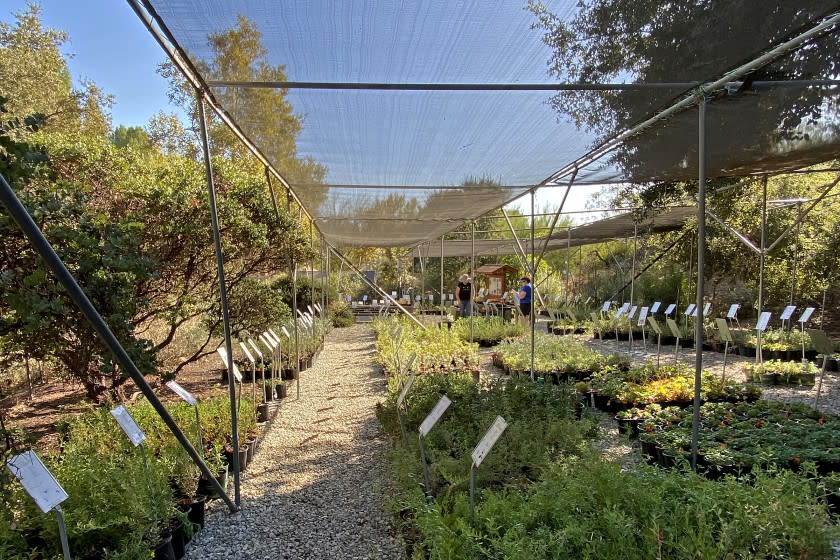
left=165, top=380, right=197, bottom=406
left=703, top=302, right=712, bottom=316
left=281, top=327, right=291, bottom=339
left=269, top=328, right=282, bottom=342
left=418, top=396, right=452, bottom=437
left=471, top=416, right=507, bottom=467
left=618, top=302, right=630, bottom=314
left=396, top=374, right=416, bottom=407
left=110, top=405, right=146, bottom=447
left=780, top=305, right=796, bottom=321
left=216, top=347, right=242, bottom=382
left=637, top=307, right=649, bottom=326
left=755, top=312, right=772, bottom=332
left=307, top=305, right=314, bottom=316
left=664, top=303, right=676, bottom=315
left=6, top=451, right=68, bottom=513
left=799, top=307, right=815, bottom=323
left=247, top=339, right=264, bottom=360
left=614, top=307, right=625, bottom=319
left=584, top=296, right=592, bottom=305
left=684, top=304, right=696, bottom=317
left=239, top=341, right=256, bottom=364
left=628, top=306, right=638, bottom=320
left=259, top=333, right=275, bottom=351
left=650, top=301, right=661, bottom=313
left=601, top=301, right=611, bottom=312
left=726, top=303, right=740, bottom=319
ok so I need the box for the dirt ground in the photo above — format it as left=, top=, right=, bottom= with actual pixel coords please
left=1, top=353, right=230, bottom=449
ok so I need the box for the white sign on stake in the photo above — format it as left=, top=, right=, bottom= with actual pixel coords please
left=281, top=326, right=291, bottom=339
left=799, top=307, right=815, bottom=323
left=703, top=302, right=712, bottom=316
left=110, top=405, right=146, bottom=447
left=584, top=296, right=592, bottom=305
left=307, top=305, right=314, bottom=316
left=268, top=328, right=281, bottom=342
left=601, top=301, right=611, bottom=312
left=618, top=302, right=630, bottom=314
left=247, top=338, right=264, bottom=360
left=418, top=396, right=452, bottom=437
left=726, top=303, right=740, bottom=319
left=650, top=301, right=661, bottom=313
left=471, top=416, right=508, bottom=467
left=165, top=380, right=197, bottom=406
left=780, top=305, right=797, bottom=321
left=684, top=304, right=696, bottom=317
left=6, top=451, right=69, bottom=513
left=615, top=307, right=626, bottom=319
left=396, top=375, right=416, bottom=407
left=665, top=303, right=676, bottom=315
left=628, top=305, right=638, bottom=320
left=637, top=306, right=649, bottom=326
left=239, top=341, right=256, bottom=364
left=259, top=333, right=275, bottom=351
left=216, top=347, right=243, bottom=382
left=755, top=312, right=772, bottom=332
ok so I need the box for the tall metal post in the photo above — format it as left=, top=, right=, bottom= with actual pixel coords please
left=309, top=220, right=315, bottom=313
left=530, top=190, right=536, bottom=381
left=197, top=93, right=241, bottom=505
left=757, top=175, right=768, bottom=363
left=691, top=96, right=707, bottom=471
left=324, top=238, right=329, bottom=320
left=440, top=235, right=445, bottom=310
left=470, top=221, right=475, bottom=344
left=293, top=258, right=301, bottom=400
left=790, top=202, right=802, bottom=306
left=630, top=223, right=638, bottom=305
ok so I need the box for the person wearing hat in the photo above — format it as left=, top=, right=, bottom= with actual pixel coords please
left=517, top=277, right=532, bottom=325
left=457, top=273, right=472, bottom=318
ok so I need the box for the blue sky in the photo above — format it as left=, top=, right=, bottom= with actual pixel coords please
left=2, top=0, right=179, bottom=128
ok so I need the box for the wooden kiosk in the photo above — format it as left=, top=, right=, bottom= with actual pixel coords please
left=474, top=264, right=518, bottom=301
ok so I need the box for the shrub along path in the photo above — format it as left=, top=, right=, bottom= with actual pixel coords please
left=185, top=323, right=403, bottom=560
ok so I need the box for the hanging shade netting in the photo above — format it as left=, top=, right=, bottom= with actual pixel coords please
left=413, top=205, right=696, bottom=258
left=134, top=0, right=840, bottom=247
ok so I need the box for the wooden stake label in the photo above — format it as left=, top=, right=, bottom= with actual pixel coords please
left=418, top=396, right=452, bottom=437
left=471, top=416, right=507, bottom=467
left=6, top=451, right=68, bottom=513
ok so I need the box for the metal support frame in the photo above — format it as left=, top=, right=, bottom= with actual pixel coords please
left=197, top=93, right=241, bottom=505
left=330, top=247, right=426, bottom=328
left=500, top=208, right=549, bottom=315
left=470, top=221, right=475, bottom=342
left=530, top=190, right=536, bottom=381
left=757, top=176, right=767, bottom=364
left=690, top=97, right=707, bottom=472
left=0, top=173, right=237, bottom=512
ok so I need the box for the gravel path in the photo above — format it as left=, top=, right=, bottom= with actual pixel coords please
left=185, top=324, right=404, bottom=560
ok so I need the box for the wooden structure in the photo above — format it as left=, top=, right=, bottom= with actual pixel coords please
left=474, top=264, right=518, bottom=301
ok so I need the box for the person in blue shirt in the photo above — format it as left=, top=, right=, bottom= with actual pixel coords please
left=517, top=277, right=532, bottom=325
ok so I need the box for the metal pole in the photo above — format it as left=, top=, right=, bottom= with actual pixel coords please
left=630, top=223, right=638, bottom=305
left=501, top=209, right=549, bottom=313
left=309, top=220, right=315, bottom=312
left=197, top=94, right=241, bottom=506
left=691, top=96, right=707, bottom=472
left=293, top=260, right=301, bottom=400
left=757, top=175, right=767, bottom=364
left=54, top=505, right=71, bottom=560
left=418, top=434, right=432, bottom=500
left=469, top=463, right=476, bottom=522
left=440, top=235, right=445, bottom=311
left=0, top=173, right=236, bottom=511
left=530, top=190, right=536, bottom=381
left=790, top=203, right=801, bottom=306
left=470, top=221, right=475, bottom=344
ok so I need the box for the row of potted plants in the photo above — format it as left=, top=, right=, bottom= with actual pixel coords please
left=372, top=316, right=480, bottom=375
left=491, top=331, right=629, bottom=378
left=2, top=394, right=262, bottom=559
left=638, top=400, right=840, bottom=477
left=744, top=359, right=819, bottom=386
left=450, top=316, right=523, bottom=346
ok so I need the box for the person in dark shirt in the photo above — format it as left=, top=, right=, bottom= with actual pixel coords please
left=517, top=276, right=532, bottom=325
left=457, top=274, right=472, bottom=318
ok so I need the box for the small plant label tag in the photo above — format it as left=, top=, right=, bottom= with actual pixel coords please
left=259, top=333, right=275, bottom=351
left=601, top=301, right=611, bottom=312
left=650, top=301, right=661, bottom=313
left=726, top=303, right=740, bottom=319
left=684, top=304, right=696, bottom=317
left=216, top=346, right=243, bottom=382
left=269, top=328, right=282, bottom=342
left=110, top=405, right=146, bottom=447
left=715, top=318, right=733, bottom=343
left=703, top=302, right=712, bottom=316
left=165, top=380, right=197, bottom=405
left=665, top=303, right=676, bottom=315
left=780, top=305, right=797, bottom=321
left=618, top=302, right=630, bottom=314
left=6, top=451, right=68, bottom=513
left=307, top=305, right=314, bottom=316
left=239, top=341, right=256, bottom=365
left=666, top=318, right=682, bottom=338
left=247, top=338, right=264, bottom=360
left=755, top=312, right=772, bottom=332
left=397, top=374, right=416, bottom=407
left=281, top=326, right=291, bottom=339
left=647, top=316, right=663, bottom=335
left=472, top=416, right=507, bottom=467
left=799, top=307, right=815, bottom=323
left=628, top=306, right=638, bottom=320
left=615, top=307, right=626, bottom=319
left=419, top=396, right=452, bottom=437
left=637, top=307, right=649, bottom=326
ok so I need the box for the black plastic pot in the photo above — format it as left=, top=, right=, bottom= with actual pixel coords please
left=186, top=495, right=206, bottom=529
left=257, top=403, right=270, bottom=423
left=153, top=535, right=176, bottom=560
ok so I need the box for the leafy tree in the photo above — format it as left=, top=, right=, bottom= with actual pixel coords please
left=0, top=99, right=156, bottom=402
left=111, top=124, right=152, bottom=151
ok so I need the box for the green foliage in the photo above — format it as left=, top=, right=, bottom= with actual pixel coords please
left=328, top=300, right=355, bottom=328
left=111, top=125, right=152, bottom=152
left=450, top=316, right=523, bottom=345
